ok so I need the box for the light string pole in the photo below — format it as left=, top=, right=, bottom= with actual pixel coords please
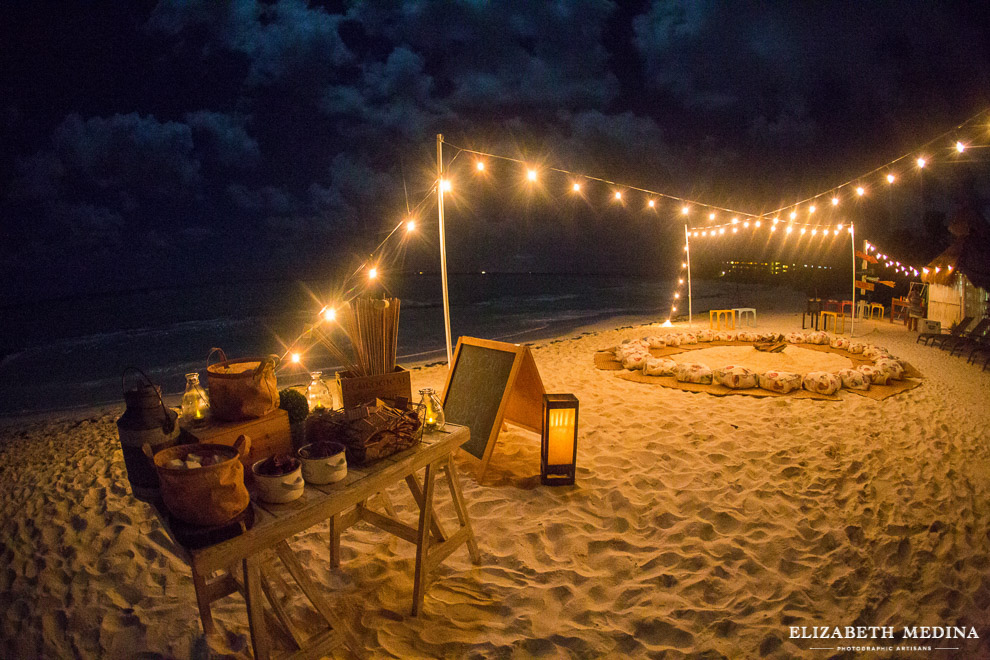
left=684, top=224, right=693, bottom=326
left=437, top=133, right=453, bottom=367
left=850, top=223, right=856, bottom=337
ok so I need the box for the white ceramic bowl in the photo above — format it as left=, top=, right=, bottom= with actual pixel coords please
left=251, top=459, right=305, bottom=504
left=297, top=442, right=347, bottom=485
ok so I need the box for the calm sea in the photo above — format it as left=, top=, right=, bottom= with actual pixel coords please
left=0, top=273, right=732, bottom=416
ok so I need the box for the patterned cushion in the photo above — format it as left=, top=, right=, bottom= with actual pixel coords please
left=621, top=353, right=649, bottom=370
left=837, top=368, right=870, bottom=390
left=829, top=337, right=850, bottom=350
left=736, top=331, right=759, bottom=342
left=647, top=335, right=667, bottom=348
left=803, top=371, right=842, bottom=395
left=758, top=370, right=804, bottom=394
left=863, top=345, right=890, bottom=360
left=664, top=334, right=682, bottom=347
left=674, top=362, right=713, bottom=384
left=714, top=365, right=759, bottom=389
left=847, top=342, right=866, bottom=354
left=785, top=332, right=807, bottom=344
left=696, top=329, right=715, bottom=342
left=714, top=331, right=734, bottom=342
left=680, top=332, right=698, bottom=344
left=874, top=357, right=904, bottom=380
left=644, top=357, right=678, bottom=376
left=806, top=331, right=830, bottom=345
left=858, top=364, right=890, bottom=385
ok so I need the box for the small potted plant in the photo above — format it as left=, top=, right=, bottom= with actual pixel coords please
left=279, top=388, right=310, bottom=451
left=297, top=440, right=347, bottom=485
left=251, top=453, right=304, bottom=504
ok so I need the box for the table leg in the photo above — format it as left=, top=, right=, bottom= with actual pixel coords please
left=405, top=473, right=448, bottom=543
left=243, top=554, right=271, bottom=660
left=411, top=460, right=438, bottom=616
left=328, top=512, right=341, bottom=569
left=190, top=563, right=216, bottom=635
left=444, top=456, right=480, bottom=563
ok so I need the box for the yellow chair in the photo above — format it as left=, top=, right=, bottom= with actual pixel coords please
left=710, top=309, right=735, bottom=331
left=869, top=303, right=885, bottom=320
left=819, top=310, right=844, bottom=334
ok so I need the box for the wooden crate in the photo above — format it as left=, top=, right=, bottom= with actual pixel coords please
left=336, top=366, right=411, bottom=409
left=181, top=408, right=292, bottom=470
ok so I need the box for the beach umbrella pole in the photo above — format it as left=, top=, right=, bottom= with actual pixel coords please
left=437, top=134, right=453, bottom=367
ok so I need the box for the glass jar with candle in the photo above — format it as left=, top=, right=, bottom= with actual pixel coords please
left=307, top=371, right=335, bottom=411
left=181, top=372, right=210, bottom=426
left=418, top=388, right=445, bottom=432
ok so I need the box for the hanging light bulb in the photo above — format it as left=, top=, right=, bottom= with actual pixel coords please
left=648, top=199, right=656, bottom=208
left=572, top=182, right=581, bottom=192
left=800, top=227, right=806, bottom=235
left=291, top=353, right=301, bottom=364
left=837, top=224, right=844, bottom=231
left=790, top=211, right=797, bottom=220
left=856, top=186, right=865, bottom=196
left=917, top=157, right=926, bottom=168
left=614, top=191, right=622, bottom=200
left=682, top=205, right=690, bottom=215
left=718, top=227, right=725, bottom=235
left=786, top=226, right=793, bottom=234
left=323, top=307, right=336, bottom=322
left=956, top=141, right=966, bottom=153
left=886, top=173, right=895, bottom=184
left=743, top=221, right=749, bottom=228
left=674, top=292, right=680, bottom=299
left=702, top=230, right=707, bottom=237
left=732, top=227, right=738, bottom=233
left=368, top=267, right=378, bottom=280
left=772, top=217, right=779, bottom=225
left=527, top=169, right=537, bottom=181
left=832, top=196, right=839, bottom=206
left=709, top=212, right=716, bottom=220
left=731, top=217, right=739, bottom=224
left=440, top=179, right=452, bottom=192
left=678, top=278, right=684, bottom=284
left=809, top=205, right=816, bottom=214
left=811, top=228, right=817, bottom=235
left=406, top=219, right=416, bottom=232
left=476, top=160, right=485, bottom=171
left=754, top=220, right=761, bottom=228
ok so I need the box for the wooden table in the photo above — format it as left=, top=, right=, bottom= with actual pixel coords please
left=151, top=424, right=478, bottom=659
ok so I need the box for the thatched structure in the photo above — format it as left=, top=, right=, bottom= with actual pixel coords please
left=921, top=206, right=989, bottom=328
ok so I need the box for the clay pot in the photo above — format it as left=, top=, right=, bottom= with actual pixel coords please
left=297, top=441, right=347, bottom=485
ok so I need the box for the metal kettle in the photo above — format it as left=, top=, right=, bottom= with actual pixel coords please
left=116, top=368, right=180, bottom=501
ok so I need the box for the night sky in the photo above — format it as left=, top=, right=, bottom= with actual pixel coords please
left=2, top=1, right=989, bottom=302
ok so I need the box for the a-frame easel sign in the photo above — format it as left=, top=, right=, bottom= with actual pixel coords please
left=440, top=336, right=545, bottom=480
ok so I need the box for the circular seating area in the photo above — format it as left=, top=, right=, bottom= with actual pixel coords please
left=601, top=329, right=920, bottom=400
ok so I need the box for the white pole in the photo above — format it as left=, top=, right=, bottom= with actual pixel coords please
left=850, top=223, right=856, bottom=336
left=684, top=224, right=693, bottom=327
left=437, top=134, right=453, bottom=367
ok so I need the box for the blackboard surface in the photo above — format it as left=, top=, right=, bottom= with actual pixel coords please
left=442, top=342, right=517, bottom=460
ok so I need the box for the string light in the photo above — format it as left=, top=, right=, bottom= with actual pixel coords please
left=786, top=226, right=793, bottom=234
left=682, top=205, right=690, bottom=215
left=527, top=169, right=537, bottom=181
left=956, top=141, right=966, bottom=153
left=572, top=182, right=581, bottom=192
left=440, top=179, right=451, bottom=192
left=368, top=267, right=378, bottom=280
left=290, top=353, right=301, bottom=364
left=917, top=157, right=926, bottom=168
left=886, top=173, right=895, bottom=184
left=790, top=211, right=797, bottom=220
left=648, top=199, right=656, bottom=208
left=709, top=212, right=716, bottom=220
left=322, top=307, right=336, bottom=322
left=809, top=205, right=816, bottom=214
left=832, top=196, right=839, bottom=206
left=754, top=220, right=761, bottom=228
left=856, top=186, right=865, bottom=196
left=406, top=219, right=416, bottom=232
left=476, top=161, right=485, bottom=171
left=614, top=191, right=622, bottom=200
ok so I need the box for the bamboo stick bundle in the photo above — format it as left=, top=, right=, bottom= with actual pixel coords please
left=319, top=297, right=400, bottom=376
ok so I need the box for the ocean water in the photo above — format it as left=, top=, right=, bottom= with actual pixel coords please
left=0, top=273, right=730, bottom=416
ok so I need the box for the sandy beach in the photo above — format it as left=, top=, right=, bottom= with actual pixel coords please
left=3, top=296, right=990, bottom=658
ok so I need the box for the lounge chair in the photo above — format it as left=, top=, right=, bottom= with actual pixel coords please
left=965, top=335, right=990, bottom=364
left=917, top=316, right=972, bottom=346
left=935, top=317, right=990, bottom=352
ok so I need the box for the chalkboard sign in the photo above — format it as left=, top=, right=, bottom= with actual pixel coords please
left=441, top=337, right=545, bottom=478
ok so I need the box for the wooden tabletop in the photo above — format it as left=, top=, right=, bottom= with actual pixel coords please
left=185, top=424, right=469, bottom=574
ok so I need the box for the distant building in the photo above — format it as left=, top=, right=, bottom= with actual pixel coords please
left=722, top=260, right=791, bottom=277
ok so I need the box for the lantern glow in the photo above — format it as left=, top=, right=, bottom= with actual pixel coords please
left=541, top=394, right=579, bottom=486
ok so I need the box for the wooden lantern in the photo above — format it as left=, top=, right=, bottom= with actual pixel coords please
left=541, top=393, right=578, bottom=486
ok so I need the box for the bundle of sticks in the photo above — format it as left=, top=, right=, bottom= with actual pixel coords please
left=315, top=297, right=400, bottom=377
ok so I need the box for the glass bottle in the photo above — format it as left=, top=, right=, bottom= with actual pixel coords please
left=307, top=371, right=333, bottom=411
left=181, top=372, right=210, bottom=425
left=418, top=388, right=445, bottom=432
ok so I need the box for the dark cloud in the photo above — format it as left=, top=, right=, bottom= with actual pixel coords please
left=3, top=1, right=990, bottom=296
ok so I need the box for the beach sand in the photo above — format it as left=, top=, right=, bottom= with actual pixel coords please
left=3, top=298, right=990, bottom=658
